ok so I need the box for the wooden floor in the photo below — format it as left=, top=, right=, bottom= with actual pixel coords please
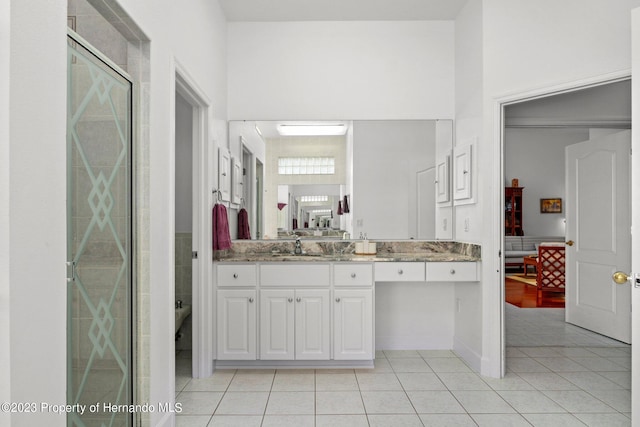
left=505, top=277, right=565, bottom=308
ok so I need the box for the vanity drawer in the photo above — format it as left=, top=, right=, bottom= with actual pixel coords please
left=216, top=264, right=257, bottom=287
left=374, top=262, right=425, bottom=282
left=260, top=263, right=331, bottom=287
left=426, top=262, right=478, bottom=282
left=334, top=263, right=373, bottom=287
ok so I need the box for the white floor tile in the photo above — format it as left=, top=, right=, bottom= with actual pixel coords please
left=368, top=414, right=423, bottom=426
left=172, top=307, right=631, bottom=424
left=451, top=390, right=515, bottom=414
left=215, top=392, right=269, bottom=415
left=207, top=415, right=262, bottom=427
left=396, top=372, right=447, bottom=391
left=418, top=413, right=477, bottom=426
left=315, top=414, right=369, bottom=427
left=360, top=391, right=415, bottom=414
left=315, top=391, right=365, bottom=415
left=265, top=391, right=315, bottom=415
left=261, top=415, right=314, bottom=426
left=406, top=390, right=465, bottom=414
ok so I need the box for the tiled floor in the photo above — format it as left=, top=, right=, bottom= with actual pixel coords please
left=176, top=305, right=631, bottom=426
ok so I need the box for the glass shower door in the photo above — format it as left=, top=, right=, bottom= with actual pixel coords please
left=67, top=33, right=133, bottom=427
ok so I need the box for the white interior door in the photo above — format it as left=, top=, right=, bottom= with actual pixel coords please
left=565, top=130, right=631, bottom=343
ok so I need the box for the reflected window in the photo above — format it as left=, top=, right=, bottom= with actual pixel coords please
left=278, top=157, right=335, bottom=175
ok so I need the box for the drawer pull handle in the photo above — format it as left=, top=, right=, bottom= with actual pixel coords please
left=351, top=273, right=356, bottom=278
left=398, top=269, right=403, bottom=275
left=248, top=297, right=254, bottom=303
left=450, top=269, right=456, bottom=275
left=335, top=297, right=341, bottom=303
left=233, top=273, right=238, bottom=279
left=296, top=297, right=301, bottom=303
left=288, top=298, right=293, bottom=303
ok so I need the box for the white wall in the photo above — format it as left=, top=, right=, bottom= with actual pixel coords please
left=227, top=21, right=455, bottom=120
left=8, top=1, right=67, bottom=425
left=505, top=128, right=590, bottom=236
left=353, top=120, right=436, bottom=240
left=452, top=0, right=484, bottom=373
left=478, top=0, right=640, bottom=377
left=0, top=1, right=10, bottom=425
left=175, top=92, right=193, bottom=233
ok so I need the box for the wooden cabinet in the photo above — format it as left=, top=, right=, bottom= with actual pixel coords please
left=505, top=187, right=524, bottom=236
left=217, top=289, right=257, bottom=360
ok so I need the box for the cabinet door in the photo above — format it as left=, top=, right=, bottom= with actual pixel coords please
left=260, top=290, right=295, bottom=360
left=333, top=289, right=373, bottom=360
left=453, top=143, right=472, bottom=201
left=217, top=290, right=256, bottom=360
left=295, top=289, right=330, bottom=360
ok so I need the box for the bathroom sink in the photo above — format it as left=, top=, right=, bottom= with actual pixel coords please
left=270, top=253, right=328, bottom=261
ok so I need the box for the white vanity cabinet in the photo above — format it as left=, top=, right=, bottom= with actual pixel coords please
left=217, top=289, right=257, bottom=360
left=260, top=288, right=330, bottom=360
left=214, top=261, right=374, bottom=365
left=333, top=263, right=374, bottom=360
left=216, top=264, right=258, bottom=360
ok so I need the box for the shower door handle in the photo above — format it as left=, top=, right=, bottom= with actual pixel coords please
left=66, top=261, right=76, bottom=283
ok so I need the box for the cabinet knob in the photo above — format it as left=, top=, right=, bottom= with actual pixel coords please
left=288, top=298, right=293, bottom=303
left=248, top=297, right=254, bottom=303
left=233, top=273, right=238, bottom=279
left=296, top=297, right=301, bottom=302
left=351, top=273, right=357, bottom=278
left=398, top=269, right=403, bottom=275
left=335, top=297, right=341, bottom=303
left=450, top=269, right=456, bottom=275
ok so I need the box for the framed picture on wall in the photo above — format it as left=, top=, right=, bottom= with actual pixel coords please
left=540, top=198, right=562, bottom=213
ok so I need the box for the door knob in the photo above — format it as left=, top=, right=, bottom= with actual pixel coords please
left=565, top=240, right=574, bottom=246
left=613, top=271, right=631, bottom=285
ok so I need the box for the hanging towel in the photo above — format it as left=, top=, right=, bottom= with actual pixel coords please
left=343, top=195, right=350, bottom=213
left=292, top=218, right=298, bottom=229
left=237, top=208, right=251, bottom=240
left=337, top=201, right=343, bottom=215
left=213, top=203, right=232, bottom=250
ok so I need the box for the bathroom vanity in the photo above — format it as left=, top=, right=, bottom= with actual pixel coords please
left=213, top=240, right=480, bottom=369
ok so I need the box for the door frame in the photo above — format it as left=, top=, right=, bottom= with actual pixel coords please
left=174, top=62, right=213, bottom=378
left=493, top=71, right=632, bottom=377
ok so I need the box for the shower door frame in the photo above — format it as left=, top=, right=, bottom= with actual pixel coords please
left=66, top=28, right=137, bottom=426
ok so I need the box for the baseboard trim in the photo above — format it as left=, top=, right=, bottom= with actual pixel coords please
left=452, top=336, right=481, bottom=373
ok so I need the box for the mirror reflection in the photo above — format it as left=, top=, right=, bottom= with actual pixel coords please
left=227, top=120, right=453, bottom=240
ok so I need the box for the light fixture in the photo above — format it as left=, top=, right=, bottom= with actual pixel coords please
left=277, top=123, right=347, bottom=136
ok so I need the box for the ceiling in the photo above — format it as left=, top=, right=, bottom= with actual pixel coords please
left=218, top=0, right=469, bottom=22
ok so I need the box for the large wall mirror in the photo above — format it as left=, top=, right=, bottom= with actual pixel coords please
left=228, top=120, right=454, bottom=241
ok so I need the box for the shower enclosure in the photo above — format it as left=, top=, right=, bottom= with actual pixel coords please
left=67, top=31, right=134, bottom=426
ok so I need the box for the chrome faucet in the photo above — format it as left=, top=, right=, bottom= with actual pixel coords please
left=294, top=237, right=303, bottom=255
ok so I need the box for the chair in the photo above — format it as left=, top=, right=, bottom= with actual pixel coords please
left=536, top=244, right=565, bottom=305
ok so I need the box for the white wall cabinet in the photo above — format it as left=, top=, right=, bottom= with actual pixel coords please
left=217, top=289, right=257, bottom=360
left=453, top=141, right=474, bottom=203
left=260, top=289, right=330, bottom=360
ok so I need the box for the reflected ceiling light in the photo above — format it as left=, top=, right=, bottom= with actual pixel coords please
left=277, top=123, right=347, bottom=136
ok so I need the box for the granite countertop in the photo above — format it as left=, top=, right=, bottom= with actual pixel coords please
left=214, top=240, right=481, bottom=263
left=214, top=252, right=478, bottom=263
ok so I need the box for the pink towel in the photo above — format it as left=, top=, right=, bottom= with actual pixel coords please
left=213, top=203, right=232, bottom=250
left=343, top=195, right=350, bottom=213
left=337, top=201, right=343, bottom=215
left=237, top=208, right=251, bottom=240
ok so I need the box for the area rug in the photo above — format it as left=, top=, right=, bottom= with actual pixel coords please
left=506, top=273, right=536, bottom=286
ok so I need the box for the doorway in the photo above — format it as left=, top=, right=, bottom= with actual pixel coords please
left=501, top=79, right=632, bottom=363
left=174, top=67, right=213, bottom=380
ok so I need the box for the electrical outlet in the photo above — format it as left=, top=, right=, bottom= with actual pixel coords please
left=456, top=298, right=462, bottom=313
left=464, top=218, right=470, bottom=232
